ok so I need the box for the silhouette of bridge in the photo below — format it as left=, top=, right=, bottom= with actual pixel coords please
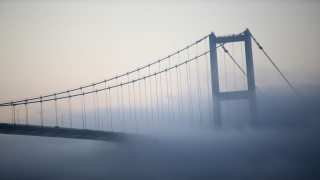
left=0, top=29, right=299, bottom=141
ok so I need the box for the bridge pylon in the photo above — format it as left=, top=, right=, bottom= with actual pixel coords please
left=209, top=29, right=258, bottom=127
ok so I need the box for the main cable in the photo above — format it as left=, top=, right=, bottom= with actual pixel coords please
left=251, top=33, right=303, bottom=100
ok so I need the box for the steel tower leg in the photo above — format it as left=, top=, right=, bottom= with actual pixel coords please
left=209, top=32, right=221, bottom=128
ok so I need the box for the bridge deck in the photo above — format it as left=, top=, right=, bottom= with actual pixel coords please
left=0, top=123, right=126, bottom=142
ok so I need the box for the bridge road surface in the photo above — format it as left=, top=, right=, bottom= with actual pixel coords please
left=0, top=123, right=127, bottom=142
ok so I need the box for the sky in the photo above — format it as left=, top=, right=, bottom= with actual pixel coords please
left=0, top=1, right=319, bottom=102
left=0, top=1, right=320, bottom=179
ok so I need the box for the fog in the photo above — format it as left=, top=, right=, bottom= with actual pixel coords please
left=1, top=88, right=319, bottom=180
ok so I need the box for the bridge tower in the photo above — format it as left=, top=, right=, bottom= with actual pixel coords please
left=209, top=28, right=258, bottom=127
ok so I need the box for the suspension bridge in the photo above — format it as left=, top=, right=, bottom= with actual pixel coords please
left=0, top=28, right=299, bottom=141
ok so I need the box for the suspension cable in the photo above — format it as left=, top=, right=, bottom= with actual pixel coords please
left=221, top=44, right=264, bottom=96
left=185, top=53, right=192, bottom=124
left=169, top=56, right=175, bottom=124
left=232, top=42, right=239, bottom=119
left=92, top=85, right=96, bottom=130
left=251, top=33, right=303, bottom=100
left=205, top=38, right=213, bottom=124
left=4, top=51, right=210, bottom=107
left=224, top=52, right=230, bottom=124
left=121, top=84, right=125, bottom=133
left=104, top=82, right=109, bottom=131
left=148, top=65, right=154, bottom=123
left=96, top=91, right=100, bottom=131
left=132, top=80, right=137, bottom=133
left=83, top=93, right=87, bottom=129
left=138, top=70, right=143, bottom=125
left=187, top=47, right=194, bottom=123
left=116, top=77, right=121, bottom=131
left=177, top=52, right=184, bottom=123
left=40, top=96, right=43, bottom=126
left=11, top=104, right=14, bottom=124
left=108, top=87, right=113, bottom=132
left=69, top=95, right=72, bottom=128
left=159, top=62, right=164, bottom=123
left=165, top=70, right=171, bottom=124
left=54, top=94, right=58, bottom=126
left=2, top=32, right=242, bottom=108
left=240, top=41, right=246, bottom=89
left=155, top=73, right=160, bottom=127
left=0, top=35, right=212, bottom=107
left=25, top=99, right=28, bottom=125
left=127, top=74, right=132, bottom=127
left=81, top=91, right=84, bottom=130
left=143, top=77, right=149, bottom=130
left=196, top=44, right=203, bottom=124
left=175, top=66, right=182, bottom=125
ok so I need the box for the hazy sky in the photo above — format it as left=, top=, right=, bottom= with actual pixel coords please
left=1, top=1, right=319, bottom=103
left=1, top=2, right=320, bottom=179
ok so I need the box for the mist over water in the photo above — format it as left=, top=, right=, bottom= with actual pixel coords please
left=1, top=90, right=319, bottom=180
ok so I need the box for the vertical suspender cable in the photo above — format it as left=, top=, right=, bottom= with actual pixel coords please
left=127, top=74, right=132, bottom=130
left=40, top=96, right=43, bottom=126
left=165, top=70, right=171, bottom=124
left=185, top=59, right=192, bottom=123
left=25, top=99, right=28, bottom=125
left=240, top=41, right=246, bottom=89
left=13, top=105, right=16, bottom=124
left=92, top=85, right=96, bottom=130
left=169, top=56, right=175, bottom=124
left=196, top=44, right=203, bottom=124
left=96, top=91, right=100, bottom=131
left=81, top=91, right=84, bottom=130
left=132, top=80, right=137, bottom=133
left=187, top=47, right=194, bottom=123
left=159, top=62, right=164, bottom=123
left=116, top=77, right=120, bottom=131
left=232, top=42, right=239, bottom=119
left=205, top=38, right=213, bottom=124
left=108, top=87, right=113, bottom=132
left=178, top=52, right=184, bottom=123
left=83, top=94, right=87, bottom=129
left=121, top=84, right=125, bottom=133
left=223, top=51, right=230, bottom=124
left=138, top=70, right=143, bottom=125
left=54, top=94, right=58, bottom=126
left=155, top=73, right=160, bottom=128
left=11, top=103, right=14, bottom=124
left=148, top=65, right=154, bottom=123
left=175, top=66, right=182, bottom=125
left=104, top=82, right=109, bottom=131
left=68, top=92, right=72, bottom=128
left=144, top=77, right=149, bottom=130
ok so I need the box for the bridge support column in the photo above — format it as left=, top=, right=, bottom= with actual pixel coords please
left=209, top=29, right=258, bottom=128
left=244, top=29, right=258, bottom=126
left=209, top=32, right=221, bottom=127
